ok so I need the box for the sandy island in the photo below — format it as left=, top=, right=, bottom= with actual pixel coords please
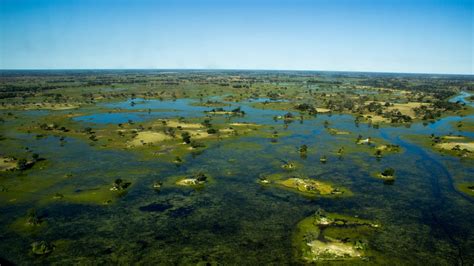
left=436, top=142, right=474, bottom=152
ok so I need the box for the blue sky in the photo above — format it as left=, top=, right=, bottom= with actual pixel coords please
left=0, top=0, right=472, bottom=74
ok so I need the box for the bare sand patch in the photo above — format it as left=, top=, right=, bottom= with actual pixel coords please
left=436, top=142, right=474, bottom=152
left=386, top=102, right=430, bottom=117
left=0, top=103, right=80, bottom=110
left=376, top=145, right=388, bottom=151
left=30, top=103, right=79, bottom=110
left=157, top=120, right=203, bottom=129
left=375, top=145, right=400, bottom=152
left=176, top=178, right=200, bottom=186
left=129, top=131, right=172, bottom=147
left=187, top=130, right=210, bottom=139
left=229, top=122, right=259, bottom=127
left=316, top=108, right=331, bottom=113
left=363, top=114, right=389, bottom=123
left=327, top=128, right=350, bottom=135
left=219, top=128, right=235, bottom=133
left=279, top=178, right=335, bottom=195
left=442, top=136, right=466, bottom=140
left=0, top=157, right=17, bottom=171
left=206, top=111, right=234, bottom=115
left=307, top=240, right=361, bottom=260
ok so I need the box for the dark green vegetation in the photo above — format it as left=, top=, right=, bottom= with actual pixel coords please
left=0, top=70, right=473, bottom=264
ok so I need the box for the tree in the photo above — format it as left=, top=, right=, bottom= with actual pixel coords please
left=284, top=112, right=294, bottom=120
left=194, top=172, right=208, bottom=182
left=26, top=208, right=41, bottom=226
left=190, top=141, right=205, bottom=148
left=232, top=106, right=245, bottom=115
left=202, top=119, right=212, bottom=128
left=337, top=147, right=344, bottom=156
left=299, top=144, right=308, bottom=154
left=381, top=168, right=395, bottom=177
left=17, top=158, right=28, bottom=171
left=181, top=132, right=191, bottom=144
left=207, top=128, right=218, bottom=134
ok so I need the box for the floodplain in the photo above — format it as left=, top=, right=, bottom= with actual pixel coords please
left=0, top=70, right=473, bottom=264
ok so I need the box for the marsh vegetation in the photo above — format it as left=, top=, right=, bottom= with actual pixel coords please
left=0, top=70, right=473, bottom=264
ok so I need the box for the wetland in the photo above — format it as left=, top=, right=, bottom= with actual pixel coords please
left=0, top=70, right=473, bottom=264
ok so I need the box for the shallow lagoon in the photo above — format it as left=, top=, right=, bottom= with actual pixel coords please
left=1, top=97, right=474, bottom=264
left=74, top=98, right=285, bottom=125
left=74, top=99, right=209, bottom=124
left=450, top=91, right=473, bottom=107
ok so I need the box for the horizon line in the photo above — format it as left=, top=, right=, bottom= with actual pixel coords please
left=0, top=67, right=472, bottom=76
